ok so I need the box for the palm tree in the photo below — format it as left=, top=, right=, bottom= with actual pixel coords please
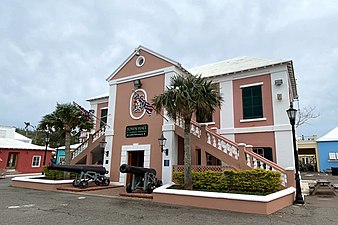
left=38, top=103, right=94, bottom=167
left=153, top=74, right=222, bottom=189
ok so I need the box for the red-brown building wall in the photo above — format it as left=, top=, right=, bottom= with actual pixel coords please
left=0, top=149, right=52, bottom=173
left=110, top=75, right=165, bottom=181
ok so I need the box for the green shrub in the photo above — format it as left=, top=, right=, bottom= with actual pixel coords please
left=42, top=167, right=78, bottom=180
left=172, top=169, right=281, bottom=195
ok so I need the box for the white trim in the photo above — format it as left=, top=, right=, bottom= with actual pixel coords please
left=136, top=56, right=145, bottom=67
left=119, top=144, right=151, bottom=184
left=219, top=124, right=290, bottom=135
left=106, top=45, right=180, bottom=81
left=129, top=89, right=147, bottom=120
left=240, top=118, right=267, bottom=123
left=12, top=175, right=73, bottom=184
left=240, top=82, right=263, bottom=89
left=108, top=67, right=170, bottom=86
left=31, top=155, right=41, bottom=168
left=154, top=183, right=295, bottom=203
left=329, top=152, right=337, bottom=160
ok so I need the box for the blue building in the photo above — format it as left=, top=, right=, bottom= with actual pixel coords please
left=317, top=127, right=338, bottom=172
left=55, top=143, right=81, bottom=164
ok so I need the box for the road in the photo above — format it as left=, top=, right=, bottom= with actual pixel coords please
left=1, top=177, right=338, bottom=225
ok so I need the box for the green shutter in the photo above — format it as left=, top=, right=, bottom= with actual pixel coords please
left=242, top=85, right=263, bottom=119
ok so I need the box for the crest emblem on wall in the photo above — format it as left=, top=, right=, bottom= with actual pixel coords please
left=130, top=89, right=147, bottom=120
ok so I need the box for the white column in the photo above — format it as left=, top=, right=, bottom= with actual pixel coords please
left=161, top=70, right=178, bottom=184
left=219, top=80, right=235, bottom=141
left=104, top=82, right=117, bottom=177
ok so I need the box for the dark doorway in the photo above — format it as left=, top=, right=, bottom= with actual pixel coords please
left=127, top=150, right=144, bottom=184
left=7, top=152, right=18, bottom=169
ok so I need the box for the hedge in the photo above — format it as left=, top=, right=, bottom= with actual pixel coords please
left=42, top=167, right=78, bottom=180
left=172, top=169, right=281, bottom=195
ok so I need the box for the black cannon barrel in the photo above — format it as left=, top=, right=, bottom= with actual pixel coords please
left=47, top=164, right=107, bottom=175
left=119, top=164, right=156, bottom=176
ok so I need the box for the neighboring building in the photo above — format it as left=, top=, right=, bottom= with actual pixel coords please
left=0, top=125, right=32, bottom=143
left=317, top=127, right=338, bottom=172
left=0, top=138, right=53, bottom=174
left=55, top=143, right=81, bottom=164
left=297, top=135, right=319, bottom=172
left=72, top=46, right=299, bottom=185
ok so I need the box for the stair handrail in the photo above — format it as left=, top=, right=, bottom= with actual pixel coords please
left=204, top=126, right=239, bottom=160
left=72, top=140, right=88, bottom=159
left=175, top=117, right=289, bottom=186
left=244, top=149, right=288, bottom=186
left=92, top=125, right=106, bottom=142
left=71, top=125, right=107, bottom=160
left=175, top=117, right=240, bottom=160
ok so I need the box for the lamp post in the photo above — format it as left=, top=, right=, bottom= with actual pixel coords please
left=99, top=139, right=107, bottom=165
left=158, top=133, right=168, bottom=156
left=286, top=104, right=304, bottom=204
left=43, top=132, right=50, bottom=166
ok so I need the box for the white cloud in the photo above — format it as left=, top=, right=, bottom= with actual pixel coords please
left=1, top=0, right=338, bottom=137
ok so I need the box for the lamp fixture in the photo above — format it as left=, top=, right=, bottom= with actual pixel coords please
left=133, top=79, right=142, bottom=89
left=286, top=104, right=304, bottom=204
left=99, top=140, right=107, bottom=149
left=158, top=133, right=168, bottom=156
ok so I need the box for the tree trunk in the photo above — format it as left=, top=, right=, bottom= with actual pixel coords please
left=64, top=131, right=71, bottom=179
left=184, top=120, right=193, bottom=190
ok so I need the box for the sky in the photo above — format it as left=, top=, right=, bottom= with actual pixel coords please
left=1, top=0, right=338, bottom=137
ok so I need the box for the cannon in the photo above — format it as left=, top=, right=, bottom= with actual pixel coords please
left=119, top=164, right=162, bottom=193
left=47, top=164, right=110, bottom=188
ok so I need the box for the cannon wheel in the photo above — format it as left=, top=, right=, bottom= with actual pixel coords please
left=146, top=183, right=155, bottom=194
left=156, top=180, right=163, bottom=187
left=72, top=179, right=81, bottom=187
left=126, top=183, right=132, bottom=193
left=79, top=180, right=89, bottom=189
left=102, top=178, right=110, bottom=186
left=95, top=179, right=102, bottom=186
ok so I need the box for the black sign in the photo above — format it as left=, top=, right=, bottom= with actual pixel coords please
left=126, top=124, right=148, bottom=138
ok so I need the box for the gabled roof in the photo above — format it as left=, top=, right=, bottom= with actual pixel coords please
left=317, top=127, right=338, bottom=142
left=0, top=138, right=54, bottom=150
left=106, top=45, right=182, bottom=81
left=188, top=56, right=298, bottom=99
left=188, top=56, right=289, bottom=77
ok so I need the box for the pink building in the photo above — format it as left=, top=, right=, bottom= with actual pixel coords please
left=71, top=46, right=298, bottom=185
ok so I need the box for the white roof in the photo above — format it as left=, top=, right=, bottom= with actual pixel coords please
left=14, top=132, right=32, bottom=143
left=0, top=138, right=54, bottom=150
left=188, top=56, right=291, bottom=78
left=317, top=127, right=338, bottom=142
left=86, top=93, right=109, bottom=102
left=57, top=143, right=82, bottom=150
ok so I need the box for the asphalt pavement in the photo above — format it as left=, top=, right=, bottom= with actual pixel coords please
left=1, top=175, right=338, bottom=225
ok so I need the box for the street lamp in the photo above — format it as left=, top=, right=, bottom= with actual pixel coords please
left=286, top=104, right=304, bottom=204
left=158, top=133, right=168, bottom=156
left=43, top=132, right=50, bottom=166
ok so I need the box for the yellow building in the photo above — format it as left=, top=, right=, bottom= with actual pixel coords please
left=297, top=135, right=319, bottom=172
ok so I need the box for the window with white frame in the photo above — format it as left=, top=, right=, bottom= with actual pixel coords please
left=32, top=155, right=41, bottom=167
left=241, top=84, right=263, bottom=120
left=328, top=152, right=337, bottom=160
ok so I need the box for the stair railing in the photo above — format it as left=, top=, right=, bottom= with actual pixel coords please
left=175, top=117, right=289, bottom=186
left=71, top=125, right=106, bottom=160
